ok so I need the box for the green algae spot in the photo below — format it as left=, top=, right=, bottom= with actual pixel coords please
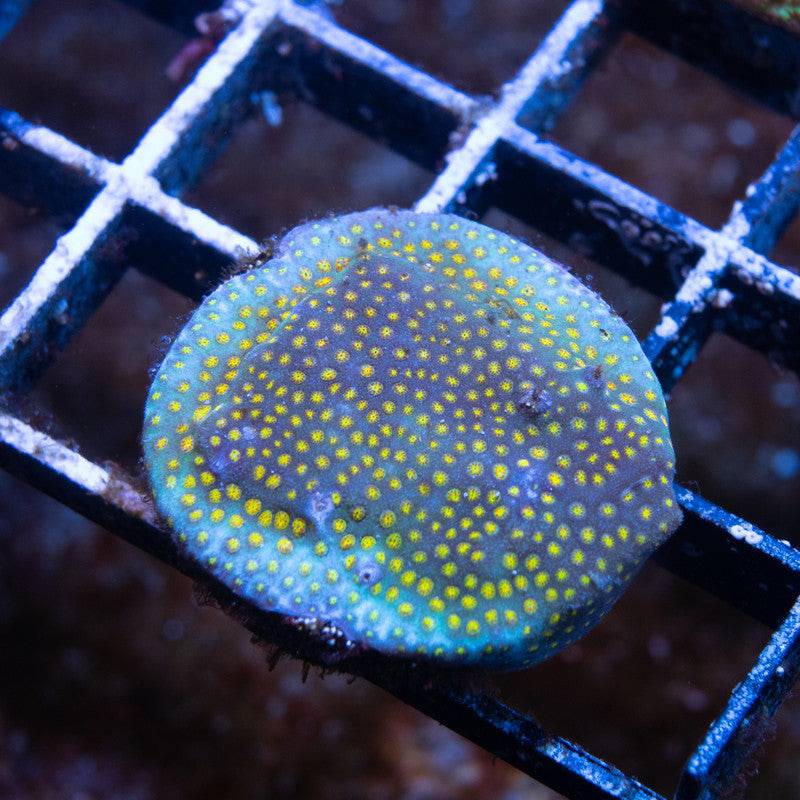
left=734, top=0, right=800, bottom=30
left=143, top=209, right=682, bottom=669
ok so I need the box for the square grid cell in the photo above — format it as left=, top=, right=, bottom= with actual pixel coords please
left=1, top=1, right=800, bottom=798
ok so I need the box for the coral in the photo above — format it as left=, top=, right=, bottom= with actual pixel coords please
left=142, top=209, right=682, bottom=670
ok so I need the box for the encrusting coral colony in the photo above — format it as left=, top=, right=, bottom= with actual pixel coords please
left=143, top=209, right=682, bottom=669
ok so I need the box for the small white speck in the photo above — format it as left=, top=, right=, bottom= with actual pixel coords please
left=654, top=316, right=679, bottom=339
left=729, top=523, right=763, bottom=546
left=475, top=162, right=498, bottom=186
left=755, top=280, right=775, bottom=296
left=678, top=272, right=713, bottom=307
left=711, top=289, right=734, bottom=309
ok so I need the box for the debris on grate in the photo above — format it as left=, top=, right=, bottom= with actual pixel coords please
left=165, top=0, right=248, bottom=85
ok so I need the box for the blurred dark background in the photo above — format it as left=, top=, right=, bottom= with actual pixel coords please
left=1, top=1, right=799, bottom=798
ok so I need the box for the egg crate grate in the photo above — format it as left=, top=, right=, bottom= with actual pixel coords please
left=1, top=0, right=800, bottom=797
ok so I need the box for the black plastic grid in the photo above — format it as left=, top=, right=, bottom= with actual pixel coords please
left=1, top=1, right=799, bottom=797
